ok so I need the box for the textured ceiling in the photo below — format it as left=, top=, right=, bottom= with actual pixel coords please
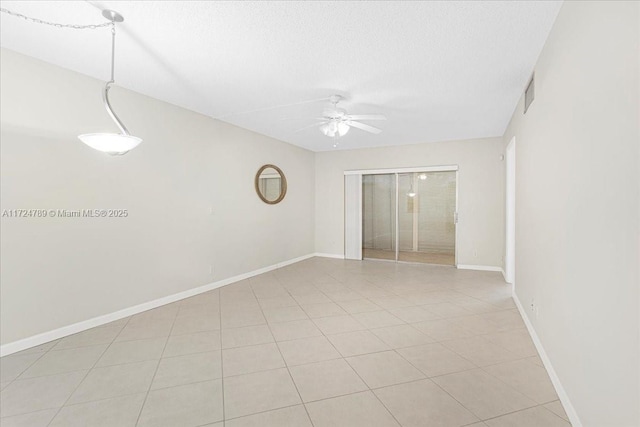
left=0, top=1, right=562, bottom=151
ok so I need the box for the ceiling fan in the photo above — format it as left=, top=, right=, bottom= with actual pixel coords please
left=300, top=95, right=386, bottom=145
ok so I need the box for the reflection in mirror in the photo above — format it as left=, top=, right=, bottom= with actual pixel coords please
left=255, top=164, right=287, bottom=204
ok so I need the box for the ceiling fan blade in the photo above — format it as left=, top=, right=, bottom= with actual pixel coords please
left=346, top=114, right=387, bottom=121
left=347, top=121, right=383, bottom=134
left=293, top=122, right=326, bottom=133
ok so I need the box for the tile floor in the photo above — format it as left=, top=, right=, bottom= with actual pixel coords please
left=0, top=257, right=572, bottom=426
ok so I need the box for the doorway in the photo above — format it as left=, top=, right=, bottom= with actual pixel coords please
left=362, top=169, right=457, bottom=265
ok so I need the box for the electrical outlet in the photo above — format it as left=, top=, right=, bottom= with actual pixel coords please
left=473, top=250, right=478, bottom=258
left=209, top=265, right=214, bottom=275
left=530, top=299, right=539, bottom=318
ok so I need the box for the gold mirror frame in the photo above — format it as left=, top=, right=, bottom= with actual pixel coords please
left=255, top=164, right=287, bottom=204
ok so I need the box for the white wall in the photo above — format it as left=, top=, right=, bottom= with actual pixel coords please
left=314, top=138, right=505, bottom=267
left=0, top=49, right=315, bottom=346
left=502, top=1, right=639, bottom=426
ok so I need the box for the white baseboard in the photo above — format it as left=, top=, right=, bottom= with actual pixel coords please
left=513, top=292, right=583, bottom=427
left=0, top=253, right=316, bottom=357
left=456, top=264, right=503, bottom=272
left=313, top=252, right=345, bottom=259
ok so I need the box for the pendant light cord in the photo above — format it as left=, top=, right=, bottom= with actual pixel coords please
left=0, top=7, right=112, bottom=30
left=2, top=6, right=131, bottom=136
left=109, top=23, right=116, bottom=82
left=103, top=22, right=130, bottom=135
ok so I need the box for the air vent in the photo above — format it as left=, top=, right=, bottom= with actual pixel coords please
left=524, top=74, right=535, bottom=114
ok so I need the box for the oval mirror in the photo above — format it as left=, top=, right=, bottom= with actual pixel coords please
left=255, top=164, right=287, bottom=204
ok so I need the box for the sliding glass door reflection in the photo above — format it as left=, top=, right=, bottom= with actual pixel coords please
left=363, top=171, right=456, bottom=266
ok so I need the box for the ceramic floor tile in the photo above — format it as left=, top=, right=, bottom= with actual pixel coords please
left=397, top=343, right=476, bottom=377
left=277, top=336, right=342, bottom=366
left=300, top=302, right=347, bottom=318
left=171, top=314, right=221, bottom=335
left=448, top=315, right=508, bottom=335
left=257, top=296, right=298, bottom=309
left=0, top=353, right=43, bottom=383
left=138, top=379, right=224, bottom=426
left=312, top=315, right=366, bottom=335
left=327, top=330, right=390, bottom=357
left=221, top=310, right=266, bottom=329
left=225, top=405, right=312, bottom=427
left=162, top=331, right=221, bottom=357
left=52, top=326, right=121, bottom=351
left=49, top=393, right=146, bottom=427
left=20, top=345, right=107, bottom=379
left=222, top=324, right=274, bottom=349
left=412, top=319, right=477, bottom=341
left=346, top=350, right=424, bottom=389
left=263, top=306, right=309, bottom=323
left=432, top=368, right=536, bottom=420
left=0, top=408, right=58, bottom=427
left=269, top=319, right=323, bottom=342
left=67, top=360, right=157, bottom=405
left=422, top=302, right=473, bottom=318
left=388, top=306, right=441, bottom=323
left=305, top=391, right=400, bottom=427
left=223, top=368, right=301, bottom=419
left=0, top=370, right=87, bottom=417
left=152, top=350, right=222, bottom=389
left=326, top=291, right=364, bottom=302
left=481, top=310, right=525, bottom=330
left=369, top=296, right=414, bottom=310
left=370, top=324, right=434, bottom=349
left=289, top=358, right=368, bottom=402
left=484, top=406, right=571, bottom=427
left=352, top=311, right=404, bottom=329
left=483, top=359, right=558, bottom=404
left=336, top=299, right=381, bottom=314
left=544, top=400, right=570, bottom=421
left=1, top=260, right=550, bottom=426
left=95, top=337, right=165, bottom=367
left=441, top=336, right=520, bottom=367
left=293, top=293, right=332, bottom=305
left=115, top=319, right=174, bottom=342
left=374, top=379, right=479, bottom=427
left=483, top=329, right=538, bottom=358
left=222, top=343, right=285, bottom=376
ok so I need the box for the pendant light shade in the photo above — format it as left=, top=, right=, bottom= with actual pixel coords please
left=78, top=133, right=142, bottom=156
left=79, top=10, right=142, bottom=155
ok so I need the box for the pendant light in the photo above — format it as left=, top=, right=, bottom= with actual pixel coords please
left=407, top=175, right=416, bottom=198
left=78, top=10, right=142, bottom=155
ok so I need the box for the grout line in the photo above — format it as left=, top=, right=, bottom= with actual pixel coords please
left=43, top=333, right=115, bottom=427
left=217, top=289, right=226, bottom=426
left=248, top=276, right=316, bottom=427
left=132, top=305, right=179, bottom=426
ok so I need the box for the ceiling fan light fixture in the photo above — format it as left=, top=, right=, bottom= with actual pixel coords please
left=337, top=122, right=350, bottom=137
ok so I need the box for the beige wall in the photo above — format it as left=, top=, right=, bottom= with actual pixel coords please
left=502, top=1, right=639, bottom=426
left=0, top=49, right=315, bottom=346
left=314, top=138, right=505, bottom=267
